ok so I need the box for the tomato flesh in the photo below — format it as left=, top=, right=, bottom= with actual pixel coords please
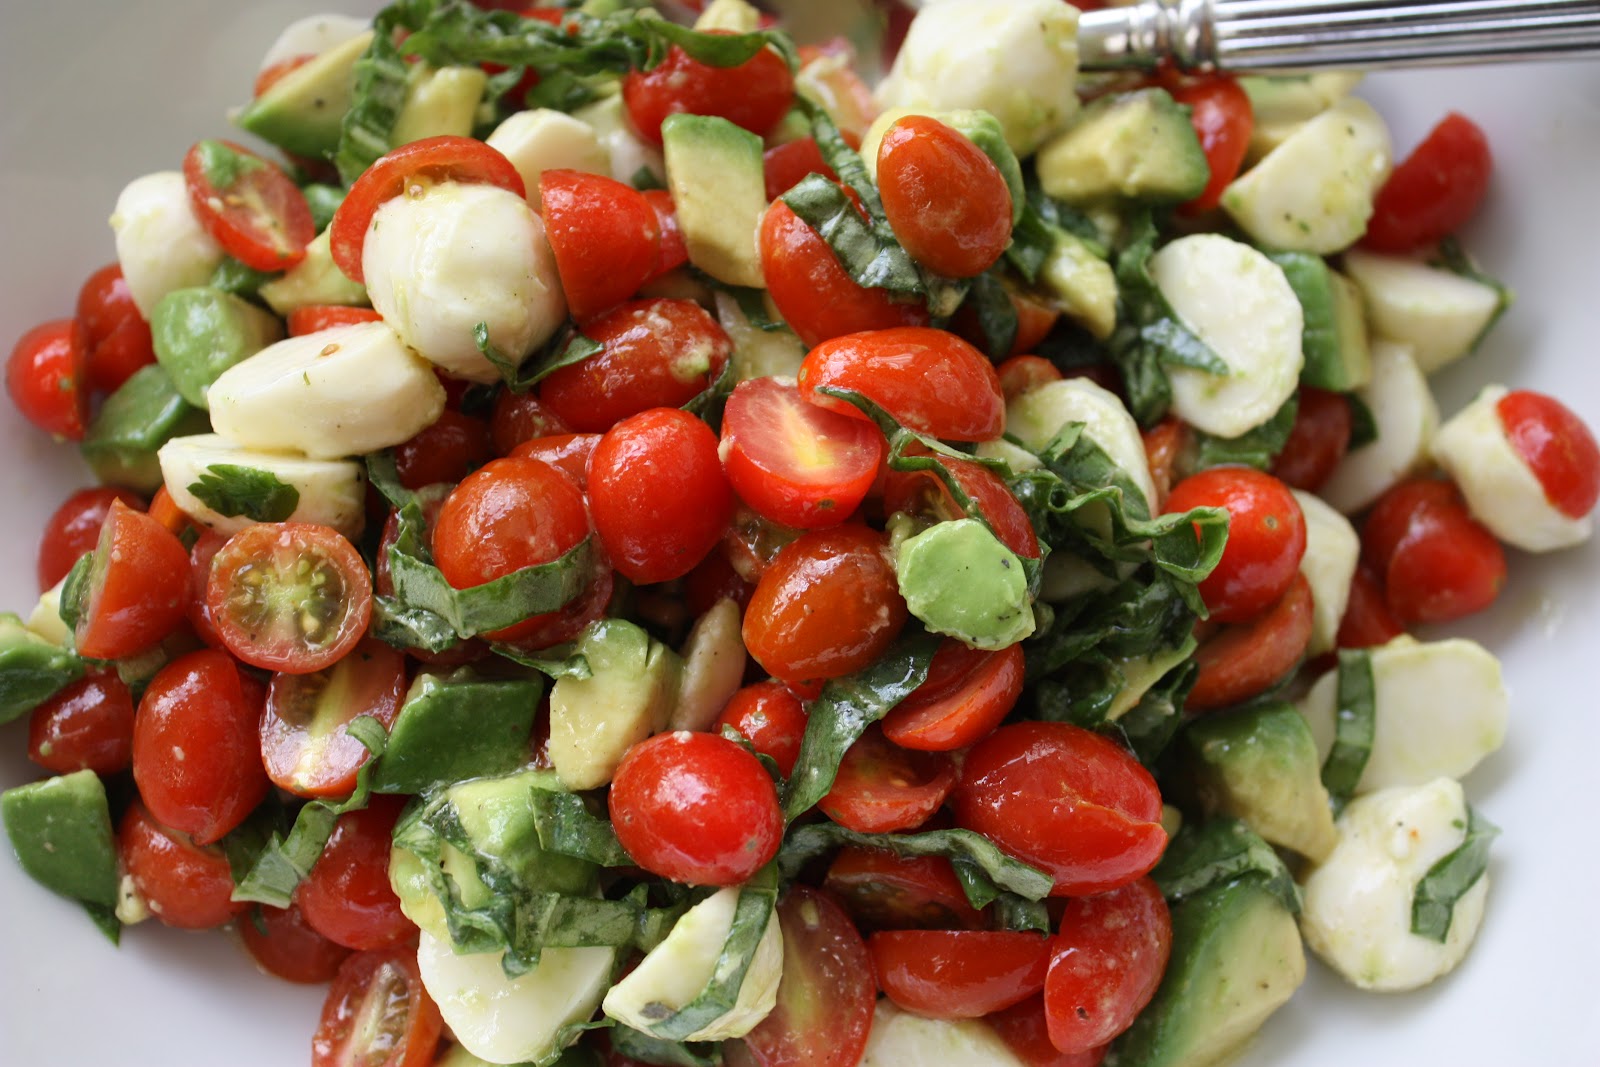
left=183, top=139, right=315, bottom=271
left=37, top=485, right=145, bottom=592
left=312, top=947, right=443, bottom=1067
left=262, top=639, right=407, bottom=798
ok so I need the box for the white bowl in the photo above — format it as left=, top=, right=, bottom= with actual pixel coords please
left=1, top=4, right=1597, bottom=1065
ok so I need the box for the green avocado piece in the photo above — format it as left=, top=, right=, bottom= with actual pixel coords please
left=895, top=517, right=1035, bottom=651
left=1267, top=252, right=1371, bottom=391
left=548, top=619, right=682, bottom=791
left=371, top=669, right=543, bottom=795
left=390, top=65, right=488, bottom=146
left=1040, top=230, right=1117, bottom=340
left=1, top=770, right=120, bottom=915
left=151, top=286, right=285, bottom=408
left=80, top=364, right=211, bottom=493
left=234, top=30, right=374, bottom=160
left=1036, top=88, right=1209, bottom=206
left=661, top=113, right=768, bottom=288
left=0, top=613, right=84, bottom=725
left=258, top=229, right=370, bottom=316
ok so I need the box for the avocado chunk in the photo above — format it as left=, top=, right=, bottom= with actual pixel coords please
left=80, top=364, right=211, bottom=493
left=1, top=771, right=120, bottom=932
left=1182, top=701, right=1340, bottom=862
left=662, top=114, right=768, bottom=288
left=0, top=613, right=84, bottom=724
left=1268, top=252, right=1371, bottom=391
left=548, top=619, right=682, bottom=791
left=391, top=65, right=488, bottom=146
left=258, top=229, right=370, bottom=316
left=372, top=669, right=542, bottom=795
left=895, top=517, right=1034, bottom=651
left=235, top=30, right=374, bottom=160
left=1036, top=89, right=1208, bottom=206
left=1040, top=230, right=1117, bottom=340
left=151, top=286, right=285, bottom=408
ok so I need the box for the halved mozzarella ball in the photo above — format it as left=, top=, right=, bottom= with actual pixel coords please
left=1292, top=490, right=1360, bottom=657
left=109, top=172, right=225, bottom=317
left=1343, top=249, right=1503, bottom=375
left=670, top=598, right=748, bottom=732
left=156, top=434, right=366, bottom=540
left=487, top=109, right=610, bottom=208
left=1319, top=341, right=1438, bottom=514
left=574, top=95, right=664, bottom=187
left=860, top=1000, right=1027, bottom=1067
left=257, top=13, right=369, bottom=70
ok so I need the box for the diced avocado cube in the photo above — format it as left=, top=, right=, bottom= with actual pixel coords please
left=1268, top=252, right=1371, bottom=391
left=258, top=229, right=369, bottom=316
left=390, top=65, right=488, bottom=146
left=662, top=114, right=768, bottom=288
left=0, top=613, right=85, bottom=724
left=548, top=619, right=681, bottom=791
left=1, top=770, right=120, bottom=913
left=81, top=364, right=211, bottom=493
left=235, top=30, right=374, bottom=160
left=1036, top=89, right=1209, bottom=206
left=895, top=518, right=1035, bottom=651
left=1040, top=230, right=1117, bottom=340
left=151, top=286, right=285, bottom=408
left=371, top=669, right=542, bottom=795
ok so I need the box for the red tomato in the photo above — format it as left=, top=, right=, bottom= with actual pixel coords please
left=1187, top=572, right=1315, bottom=711
left=75, top=264, right=155, bottom=393
left=287, top=305, right=384, bottom=337
left=206, top=523, right=373, bottom=674
left=312, top=947, right=443, bottom=1067
left=393, top=409, right=493, bottom=490
left=540, top=169, right=661, bottom=320
left=1167, top=77, right=1254, bottom=215
left=490, top=389, right=570, bottom=454
left=760, top=197, right=930, bottom=348
left=881, top=640, right=1024, bottom=751
left=953, top=722, right=1166, bottom=896
left=297, top=796, right=415, bottom=951
left=6, top=319, right=88, bottom=440
left=74, top=500, right=190, bottom=660
left=610, top=730, right=783, bottom=886
left=1363, top=112, right=1492, bottom=253
left=720, top=376, right=886, bottom=529
left=119, top=802, right=246, bottom=930
left=685, top=547, right=755, bottom=616
left=132, top=648, right=270, bottom=845
left=509, top=432, right=601, bottom=491
left=146, top=486, right=192, bottom=537
left=742, top=524, right=907, bottom=684
left=871, top=930, right=1051, bottom=1019
left=240, top=903, right=352, bottom=985
left=1497, top=389, right=1600, bottom=518
left=622, top=37, right=794, bottom=145
left=715, top=680, right=808, bottom=777
left=998, top=355, right=1064, bottom=402
left=734, top=886, right=876, bottom=1067
left=821, top=725, right=957, bottom=833
left=538, top=298, right=731, bottom=432
left=1361, top=478, right=1464, bottom=571
left=36, top=485, right=145, bottom=592
left=1337, top=565, right=1404, bottom=650
left=1384, top=505, right=1505, bottom=625
left=764, top=134, right=843, bottom=201
left=1140, top=418, right=1188, bottom=511
left=641, top=188, right=688, bottom=277
left=183, top=139, right=315, bottom=271
left=1044, top=878, right=1171, bottom=1054
left=878, top=116, right=1013, bottom=277
left=823, top=847, right=983, bottom=931
left=1164, top=468, right=1307, bottom=624
left=1270, top=388, right=1353, bottom=493
left=882, top=447, right=1040, bottom=561
left=989, top=996, right=1108, bottom=1067
left=27, top=671, right=136, bottom=776
left=187, top=529, right=228, bottom=649
left=262, top=639, right=407, bottom=798
left=330, top=136, right=525, bottom=283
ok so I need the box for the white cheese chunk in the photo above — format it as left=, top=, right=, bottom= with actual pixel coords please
left=1292, top=490, right=1360, bottom=657
left=1319, top=341, right=1438, bottom=514
left=157, top=434, right=366, bottom=540
left=486, top=109, right=610, bottom=209
left=1343, top=249, right=1503, bottom=375
left=258, top=13, right=369, bottom=70
left=109, top=172, right=224, bottom=317
left=993, top=377, right=1157, bottom=513
left=860, top=1000, right=1027, bottom=1067
left=670, top=598, right=748, bottom=732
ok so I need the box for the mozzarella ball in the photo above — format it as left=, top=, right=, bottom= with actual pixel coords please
left=109, top=172, right=225, bottom=317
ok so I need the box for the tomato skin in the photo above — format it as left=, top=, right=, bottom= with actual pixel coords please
left=1497, top=389, right=1600, bottom=518
left=720, top=376, right=887, bottom=529
left=287, top=305, right=384, bottom=337
left=1168, top=77, right=1254, bottom=215
left=262, top=639, right=407, bottom=798
left=75, top=500, right=191, bottom=660
left=764, top=135, right=842, bottom=201
left=610, top=730, right=783, bottom=887
left=119, top=802, right=247, bottom=930
left=1363, top=112, right=1492, bottom=253
left=953, top=722, right=1166, bottom=897
left=800, top=326, right=1006, bottom=443
left=313, top=947, right=444, bottom=1067
left=588, top=407, right=733, bottom=585
left=76, top=264, right=155, bottom=393
left=297, top=795, right=415, bottom=951
left=183, top=139, right=315, bottom=271
left=27, top=671, right=136, bottom=776
left=490, top=389, right=571, bottom=455
left=760, top=198, right=930, bottom=348
left=392, top=409, right=493, bottom=490
left=821, top=725, right=957, bottom=833
left=36, top=485, right=145, bottom=592
left=641, top=188, right=688, bottom=278
left=871, top=930, right=1051, bottom=1019
left=622, top=38, right=794, bottom=145
left=882, top=445, right=1040, bottom=562
left=1270, top=388, right=1353, bottom=493
left=1361, top=478, right=1463, bottom=571
left=240, top=903, right=353, bottom=985
left=1336, top=565, right=1404, bottom=650
left=509, top=432, right=601, bottom=491
left=538, top=298, right=731, bottom=432
left=7, top=319, right=88, bottom=440
left=1044, top=878, right=1172, bottom=1054
left=823, top=847, right=983, bottom=931
left=1187, top=572, right=1314, bottom=712
left=989, top=996, right=1108, bottom=1067
left=715, top=680, right=808, bottom=777
left=881, top=641, right=1025, bottom=752
left=1140, top=417, right=1189, bottom=511
left=540, top=169, right=662, bottom=320
left=878, top=116, right=1014, bottom=277
left=187, top=530, right=228, bottom=649
left=742, top=524, right=907, bottom=684
left=1164, top=468, right=1307, bottom=625
left=1384, top=504, right=1505, bottom=625
left=998, top=355, right=1064, bottom=402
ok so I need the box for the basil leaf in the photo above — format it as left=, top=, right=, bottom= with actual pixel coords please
left=1347, top=391, right=1379, bottom=449
left=1320, top=648, right=1376, bottom=808
left=649, top=19, right=796, bottom=69
left=1152, top=816, right=1301, bottom=915
left=1190, top=394, right=1299, bottom=472
left=364, top=450, right=416, bottom=510
left=335, top=10, right=412, bottom=183
left=608, top=1028, right=721, bottom=1067
left=680, top=351, right=735, bottom=422
left=56, top=552, right=95, bottom=635
left=1410, top=806, right=1498, bottom=943
left=193, top=138, right=265, bottom=189
left=782, top=173, right=925, bottom=297
left=370, top=596, right=463, bottom=655
left=530, top=789, right=632, bottom=867
left=1429, top=236, right=1513, bottom=342
left=990, top=894, right=1052, bottom=934
left=187, top=464, right=301, bottom=523
left=964, top=271, right=1019, bottom=360
left=209, top=256, right=280, bottom=297
left=646, top=867, right=779, bottom=1042
left=479, top=322, right=604, bottom=394
left=777, top=824, right=1054, bottom=904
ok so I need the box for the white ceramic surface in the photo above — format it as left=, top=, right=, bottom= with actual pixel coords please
left=1, top=4, right=1597, bottom=1065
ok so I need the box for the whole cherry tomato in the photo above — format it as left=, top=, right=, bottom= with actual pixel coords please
left=490, top=389, right=570, bottom=455
left=821, top=725, right=957, bottom=834
left=877, top=115, right=1014, bottom=277
left=997, top=355, right=1064, bottom=402
left=1361, top=478, right=1505, bottom=625
left=7, top=319, right=88, bottom=440
left=988, top=996, right=1108, bottom=1067
left=509, top=432, right=601, bottom=491
left=823, top=847, right=984, bottom=931
left=1336, top=565, right=1405, bottom=651
left=1164, top=467, right=1307, bottom=624
left=76, top=264, right=155, bottom=393
left=119, top=802, right=247, bottom=930
left=27, top=671, right=136, bottom=776
left=870, top=930, right=1052, bottom=1019
left=392, top=409, right=493, bottom=490
left=622, top=37, right=794, bottom=145
left=1167, top=76, right=1254, bottom=215
left=1187, top=572, right=1315, bottom=711
left=881, top=640, right=1025, bottom=752
left=239, top=903, right=352, bottom=985
left=715, top=680, right=808, bottom=777
left=1271, top=388, right=1353, bottom=493
left=540, top=169, right=661, bottom=320
left=1363, top=112, right=1492, bottom=253
left=36, top=485, right=145, bottom=592
left=297, top=795, right=415, bottom=951
left=286, top=305, right=383, bottom=336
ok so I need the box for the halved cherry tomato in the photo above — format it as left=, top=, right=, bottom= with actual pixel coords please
left=132, top=648, right=270, bottom=845
left=622, top=36, right=794, bottom=145
left=392, top=409, right=492, bottom=490
left=1361, top=478, right=1464, bottom=571
left=187, top=530, right=228, bottom=649
left=1164, top=468, right=1307, bottom=624
left=76, top=264, right=155, bottom=393
left=800, top=326, right=1005, bottom=442
left=297, top=795, right=415, bottom=951
left=36, top=485, right=145, bottom=592
left=641, top=188, right=688, bottom=278
left=715, top=679, right=808, bottom=777
left=490, top=389, right=570, bottom=455
left=998, top=355, right=1064, bottom=402
left=6, top=319, right=88, bottom=440
left=821, top=725, right=957, bottom=834
left=720, top=376, right=887, bottom=529
left=881, top=640, right=1025, bottom=751
left=1363, top=112, right=1492, bottom=253
left=1167, top=76, right=1254, bottom=215
left=989, top=996, right=1108, bottom=1067
left=74, top=500, right=190, bottom=660
left=1187, top=571, right=1314, bottom=711
left=540, top=169, right=661, bottom=320
left=330, top=136, right=525, bottom=283
left=510, top=432, right=601, bottom=491
left=183, top=139, right=315, bottom=271
left=1271, top=387, right=1352, bottom=493
left=119, top=801, right=247, bottom=930
left=147, top=486, right=192, bottom=536
left=312, top=946, right=443, bottom=1067
left=1044, top=878, right=1171, bottom=1054
left=610, top=730, right=783, bottom=886
left=240, top=903, right=352, bottom=985
left=287, top=305, right=384, bottom=336
left=1497, top=389, right=1600, bottom=519
left=27, top=671, right=136, bottom=776
left=262, top=639, right=407, bottom=798
left=206, top=523, right=373, bottom=674
left=871, top=930, right=1051, bottom=1019
left=882, top=446, right=1041, bottom=561
left=878, top=115, right=1013, bottom=277
left=823, top=847, right=983, bottom=931
left=1336, top=565, right=1403, bottom=650
left=953, top=722, right=1166, bottom=897
left=1140, top=417, right=1189, bottom=510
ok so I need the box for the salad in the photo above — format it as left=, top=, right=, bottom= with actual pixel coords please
left=2, top=1, right=1598, bottom=1066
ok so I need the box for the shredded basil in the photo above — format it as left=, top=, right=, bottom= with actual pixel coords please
left=186, top=464, right=301, bottom=523
left=1320, top=648, right=1376, bottom=808
left=778, top=823, right=1053, bottom=906
left=1190, top=394, right=1299, bottom=472
left=530, top=789, right=631, bottom=868
left=1152, top=816, right=1301, bottom=915
left=645, top=867, right=779, bottom=1042
left=1429, top=236, right=1513, bottom=342
left=964, top=270, right=1019, bottom=360
left=989, top=894, right=1052, bottom=934
left=608, top=1028, right=721, bottom=1067
left=56, top=552, right=95, bottom=636
left=478, top=321, right=604, bottom=393
left=1347, top=391, right=1379, bottom=449
left=334, top=7, right=412, bottom=184
left=193, top=138, right=264, bottom=191
left=1410, top=806, right=1498, bottom=943
left=209, top=256, right=280, bottom=298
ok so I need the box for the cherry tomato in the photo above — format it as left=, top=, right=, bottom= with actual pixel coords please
left=183, top=139, right=314, bottom=271
left=1187, top=572, right=1314, bottom=711
left=794, top=43, right=877, bottom=138
left=206, top=523, right=373, bottom=674
left=187, top=529, right=228, bottom=649
left=1497, top=389, right=1600, bottom=518
left=393, top=409, right=493, bottom=490
left=823, top=847, right=983, bottom=931
left=330, top=136, right=525, bottom=283
left=74, top=500, right=190, bottom=660
left=1140, top=418, right=1188, bottom=510
left=287, top=305, right=384, bottom=337
left=36, top=485, right=145, bottom=592
left=610, top=730, right=783, bottom=886
left=297, top=795, right=415, bottom=951
left=685, top=547, right=755, bottom=616
left=146, top=486, right=193, bottom=536
left=882, top=446, right=1041, bottom=562
left=1167, top=76, right=1254, bottom=215
left=760, top=197, right=930, bottom=348
left=490, top=389, right=570, bottom=455
left=510, top=432, right=601, bottom=490
left=989, top=996, right=1108, bottom=1067
left=998, top=355, right=1064, bottom=402
left=1363, top=112, right=1492, bottom=253
left=881, top=640, right=1024, bottom=752
left=953, top=722, right=1166, bottom=896
left=1164, top=468, right=1307, bottom=624
left=6, top=319, right=88, bottom=440
left=132, top=648, right=270, bottom=845
left=1360, top=478, right=1464, bottom=570
left=1270, top=388, right=1352, bottom=493
left=119, top=802, right=247, bottom=930
left=742, top=524, right=907, bottom=684
left=240, top=903, right=353, bottom=985
left=715, top=680, right=808, bottom=777
left=821, top=725, right=957, bottom=833
left=622, top=37, right=794, bottom=145
left=878, top=116, right=1013, bottom=277
left=764, top=134, right=845, bottom=201
left=540, top=169, right=662, bottom=320
left=1336, top=565, right=1404, bottom=650
left=538, top=298, right=731, bottom=432
left=312, top=947, right=444, bottom=1067
left=641, top=188, right=688, bottom=278
left=27, top=671, right=136, bottom=776
left=871, top=930, right=1051, bottom=1019
left=720, top=376, right=886, bottom=529
left=262, top=639, right=407, bottom=798
left=502, top=563, right=616, bottom=654
left=1384, top=503, right=1506, bottom=625
left=75, top=264, right=155, bottom=393
left=1044, top=878, right=1171, bottom=1054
